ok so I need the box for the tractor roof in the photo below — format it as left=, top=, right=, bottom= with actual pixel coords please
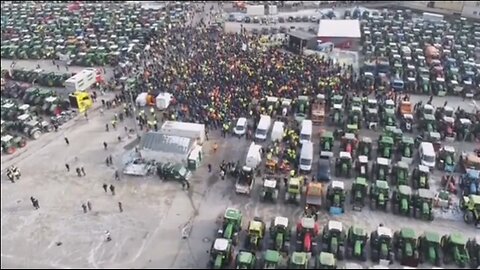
left=274, top=216, right=289, bottom=228
left=328, top=220, right=343, bottom=232
left=368, top=99, right=377, bottom=104
left=266, top=96, right=278, bottom=103
left=333, top=104, right=342, bottom=110
left=380, top=136, right=394, bottom=144
left=375, top=180, right=389, bottom=190
left=403, top=114, right=413, bottom=119
left=398, top=185, right=412, bottom=195
left=352, top=106, right=362, bottom=112
left=418, top=165, right=429, bottom=173
left=44, top=96, right=57, bottom=103
left=358, top=155, right=368, bottom=163
left=307, top=183, right=323, bottom=196
left=429, top=131, right=441, bottom=139
left=347, top=124, right=358, bottom=130
left=344, top=133, right=356, bottom=140
left=18, top=104, right=30, bottom=110
left=263, top=179, right=277, bottom=189
left=443, top=116, right=454, bottom=123
left=450, top=233, right=467, bottom=246
left=469, top=194, right=480, bottom=204
left=238, top=251, right=254, bottom=263
left=377, top=157, right=390, bottom=166
left=2, top=103, right=15, bottom=109
left=17, top=114, right=30, bottom=121
left=354, top=177, right=367, bottom=185
left=1, top=135, right=14, bottom=142
left=213, top=238, right=230, bottom=251
left=368, top=108, right=378, bottom=114
left=423, top=104, right=434, bottom=111
left=291, top=252, right=308, bottom=265
left=400, top=228, right=416, bottom=239
left=386, top=99, right=395, bottom=106
left=361, top=137, right=372, bottom=143
left=396, top=161, right=408, bottom=169
left=466, top=169, right=480, bottom=180
left=249, top=220, right=263, bottom=231
left=224, top=208, right=241, bottom=220
left=460, top=118, right=472, bottom=125
left=301, top=217, right=315, bottom=229
left=442, top=145, right=455, bottom=153
left=418, top=188, right=434, bottom=199
left=331, top=180, right=344, bottom=190
left=424, top=231, right=441, bottom=243
left=321, top=131, right=334, bottom=138
left=264, top=249, right=280, bottom=263
left=319, top=252, right=335, bottom=266
left=333, top=95, right=343, bottom=100
left=352, top=226, right=365, bottom=236
left=339, top=151, right=352, bottom=159
left=377, top=226, right=393, bottom=238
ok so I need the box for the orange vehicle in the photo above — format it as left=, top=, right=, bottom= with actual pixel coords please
left=305, top=183, right=323, bottom=219
left=311, top=94, right=326, bottom=125
left=399, top=100, right=413, bottom=116
left=425, top=45, right=440, bottom=66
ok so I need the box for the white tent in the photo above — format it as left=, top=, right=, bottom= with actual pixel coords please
left=156, top=92, right=172, bottom=110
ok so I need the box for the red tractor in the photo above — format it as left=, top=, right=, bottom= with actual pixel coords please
left=296, top=217, right=320, bottom=254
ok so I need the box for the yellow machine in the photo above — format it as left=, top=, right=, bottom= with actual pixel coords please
left=68, top=91, right=93, bottom=113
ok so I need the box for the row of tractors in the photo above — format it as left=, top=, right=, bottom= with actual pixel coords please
left=208, top=208, right=480, bottom=269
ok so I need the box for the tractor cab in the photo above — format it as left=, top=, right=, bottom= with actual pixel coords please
left=392, top=162, right=409, bottom=186
left=295, top=95, right=310, bottom=123
left=41, top=96, right=64, bottom=116
left=456, top=118, right=473, bottom=142
left=247, top=219, right=266, bottom=250
left=383, top=108, right=396, bottom=127
left=296, top=217, right=319, bottom=253
left=412, top=165, right=430, bottom=190
left=351, top=97, right=363, bottom=108
left=460, top=194, right=480, bottom=226
left=385, top=126, right=403, bottom=145
left=370, top=180, right=390, bottom=211
left=378, top=136, right=394, bottom=159
left=289, top=252, right=309, bottom=269
left=441, top=116, right=456, bottom=141
left=358, top=137, right=373, bottom=160
left=351, top=177, right=368, bottom=211
left=330, top=103, right=344, bottom=127
left=346, top=124, right=359, bottom=135
left=331, top=95, right=344, bottom=108
left=320, top=131, right=334, bottom=152
left=235, top=251, right=257, bottom=269
left=209, top=238, right=233, bottom=269
left=418, top=232, right=442, bottom=266
left=346, top=226, right=368, bottom=261
left=335, top=151, right=352, bottom=178
left=1, top=135, right=26, bottom=154
left=391, top=185, right=413, bottom=216
left=460, top=169, right=480, bottom=196
left=356, top=155, right=369, bottom=179
left=399, top=136, right=415, bottom=164
left=263, top=249, right=281, bottom=269
left=413, top=188, right=435, bottom=221
left=367, top=99, right=378, bottom=110
left=217, top=208, right=242, bottom=244
left=385, top=99, right=395, bottom=110
left=316, top=252, right=336, bottom=269
left=261, top=178, right=279, bottom=203
left=269, top=216, right=290, bottom=252
left=285, top=177, right=303, bottom=204
left=341, top=133, right=357, bottom=155
left=373, top=157, right=390, bottom=181
left=349, top=106, right=362, bottom=127
left=437, top=146, right=455, bottom=173
left=321, top=220, right=346, bottom=259
left=393, top=228, right=419, bottom=267
left=326, top=181, right=345, bottom=215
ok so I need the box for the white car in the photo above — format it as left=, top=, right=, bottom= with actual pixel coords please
left=234, top=117, right=247, bottom=136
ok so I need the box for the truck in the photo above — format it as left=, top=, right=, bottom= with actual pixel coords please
left=422, top=12, right=444, bottom=22
left=64, top=68, right=97, bottom=92
left=160, top=121, right=206, bottom=144
left=235, top=166, right=255, bottom=195
left=246, top=5, right=265, bottom=16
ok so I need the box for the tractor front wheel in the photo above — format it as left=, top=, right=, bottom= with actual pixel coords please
left=6, top=147, right=16, bottom=154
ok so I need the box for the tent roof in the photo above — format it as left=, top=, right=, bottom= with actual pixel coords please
left=317, top=19, right=361, bottom=38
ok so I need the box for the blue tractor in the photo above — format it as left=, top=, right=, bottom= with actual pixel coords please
left=460, top=170, right=480, bottom=196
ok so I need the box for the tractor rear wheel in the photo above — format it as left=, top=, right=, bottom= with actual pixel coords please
left=464, top=211, right=474, bottom=224
left=6, top=147, right=16, bottom=154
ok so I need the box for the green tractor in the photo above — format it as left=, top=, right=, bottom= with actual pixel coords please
left=335, top=151, right=352, bottom=178
left=321, top=220, right=345, bottom=260
left=289, top=252, right=310, bottom=269
left=262, top=249, right=281, bottom=269
left=393, top=228, right=420, bottom=267
left=412, top=165, right=430, bottom=189
left=369, top=180, right=390, bottom=211
left=260, top=178, right=279, bottom=203
left=372, top=157, right=390, bottom=181
left=315, top=252, right=336, bottom=269
left=382, top=108, right=396, bottom=127
left=377, top=135, right=394, bottom=159
left=294, top=95, right=309, bottom=123
left=41, top=96, right=70, bottom=116
left=331, top=94, right=344, bottom=108
left=38, top=72, right=69, bottom=87
left=246, top=218, right=266, bottom=250
left=413, top=188, right=435, bottom=221
left=30, top=89, right=56, bottom=106
left=320, top=131, right=334, bottom=152
left=345, top=226, right=368, bottom=261
left=348, top=106, right=362, bottom=127
left=391, top=161, right=410, bottom=186
left=268, top=216, right=290, bottom=252
left=208, top=238, right=233, bottom=269
left=330, top=104, right=344, bottom=127
left=421, top=114, right=437, bottom=133
left=235, top=251, right=257, bottom=269
left=391, top=185, right=413, bottom=216
left=370, top=226, right=394, bottom=264
left=351, top=177, right=368, bottom=211
left=23, top=87, right=40, bottom=104
left=326, top=180, right=346, bottom=214
left=156, top=162, right=191, bottom=182
left=1, top=102, right=21, bottom=121
left=398, top=136, right=415, bottom=164
left=355, top=155, right=369, bottom=179
left=285, top=177, right=302, bottom=204
left=460, top=194, right=480, bottom=226
left=1, top=135, right=27, bottom=154
left=357, top=137, right=372, bottom=160
left=418, top=231, right=442, bottom=266
left=216, top=208, right=242, bottom=245
left=467, top=236, right=480, bottom=269
left=441, top=233, right=470, bottom=267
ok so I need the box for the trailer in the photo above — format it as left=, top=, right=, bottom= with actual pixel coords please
left=246, top=5, right=264, bottom=16
left=422, top=12, right=444, bottom=22
left=64, top=68, right=97, bottom=92
left=160, top=121, right=205, bottom=144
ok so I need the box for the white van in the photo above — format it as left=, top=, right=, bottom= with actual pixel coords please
left=245, top=142, right=262, bottom=169
left=234, top=117, right=247, bottom=136
left=299, top=141, right=314, bottom=173
left=255, top=115, right=272, bottom=141
left=419, top=142, right=435, bottom=169
left=300, top=119, right=312, bottom=144
left=270, top=121, right=284, bottom=142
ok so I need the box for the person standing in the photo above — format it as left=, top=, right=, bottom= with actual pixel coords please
left=114, top=170, right=120, bottom=181
left=82, top=203, right=87, bottom=213
left=76, top=168, right=82, bottom=177
left=118, top=202, right=123, bottom=213
left=65, top=163, right=70, bottom=172
left=64, top=137, right=70, bottom=145
left=103, top=183, right=108, bottom=193
left=103, top=142, right=108, bottom=150
left=208, top=164, right=212, bottom=173
left=87, top=201, right=92, bottom=211
left=81, top=167, right=86, bottom=176
left=109, top=185, right=115, bottom=195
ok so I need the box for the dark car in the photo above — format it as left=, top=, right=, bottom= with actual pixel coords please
left=252, top=28, right=260, bottom=35
left=294, top=15, right=302, bottom=22
left=316, top=157, right=332, bottom=182
left=261, top=27, right=269, bottom=35
left=244, top=16, right=251, bottom=23
left=301, top=15, right=309, bottom=22
left=287, top=16, right=294, bottom=22
left=278, top=16, right=285, bottom=23
left=279, top=26, right=287, bottom=33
